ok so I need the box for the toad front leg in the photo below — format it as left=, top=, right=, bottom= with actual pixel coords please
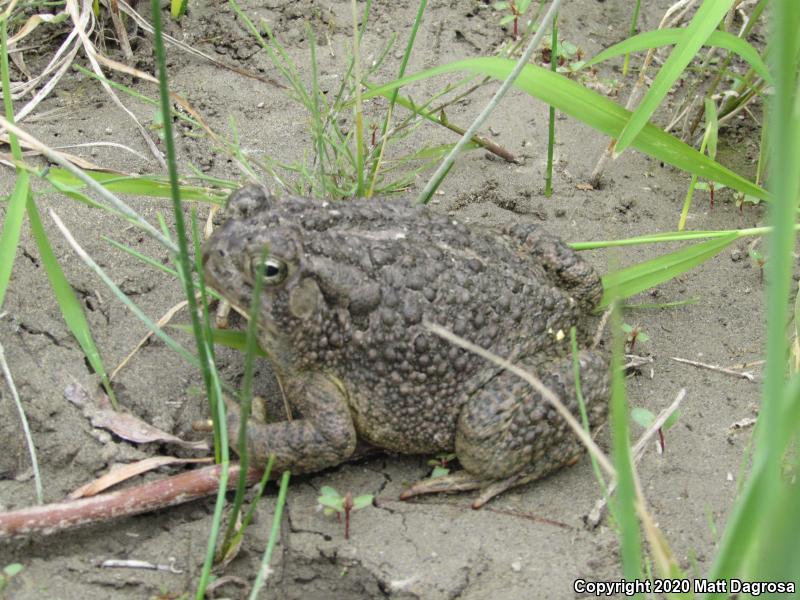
left=225, top=372, right=357, bottom=473
left=401, top=351, right=608, bottom=508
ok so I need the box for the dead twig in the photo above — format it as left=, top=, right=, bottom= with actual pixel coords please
left=671, top=356, right=756, bottom=381
left=101, top=557, right=183, bottom=573
left=0, top=463, right=264, bottom=538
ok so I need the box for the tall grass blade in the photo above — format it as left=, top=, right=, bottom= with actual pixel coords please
left=147, top=0, right=228, bottom=594
left=170, top=0, right=187, bottom=19
left=614, top=0, right=734, bottom=154
left=45, top=168, right=230, bottom=202
left=362, top=57, right=768, bottom=200
left=607, top=298, right=643, bottom=585
left=248, top=471, right=291, bottom=600
left=28, top=201, right=117, bottom=406
left=0, top=17, right=28, bottom=310
left=583, top=28, right=771, bottom=86
left=678, top=99, right=718, bottom=230
left=0, top=177, right=28, bottom=310
left=570, top=225, right=796, bottom=250
left=599, top=234, right=737, bottom=308
left=221, top=248, right=269, bottom=554
left=705, top=1, right=800, bottom=591
left=621, top=0, right=641, bottom=76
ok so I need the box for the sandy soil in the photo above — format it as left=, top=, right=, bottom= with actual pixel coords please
left=0, top=0, right=770, bottom=598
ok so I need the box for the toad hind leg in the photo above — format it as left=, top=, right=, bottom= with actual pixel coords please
left=401, top=352, right=608, bottom=507
left=225, top=372, right=357, bottom=474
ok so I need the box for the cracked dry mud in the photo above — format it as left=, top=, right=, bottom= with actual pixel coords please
left=0, top=0, right=769, bottom=598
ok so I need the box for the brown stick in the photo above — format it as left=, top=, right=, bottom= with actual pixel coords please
left=0, top=464, right=264, bottom=539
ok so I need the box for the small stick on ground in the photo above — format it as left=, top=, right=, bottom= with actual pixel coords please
left=671, top=356, right=756, bottom=382
left=0, top=463, right=264, bottom=539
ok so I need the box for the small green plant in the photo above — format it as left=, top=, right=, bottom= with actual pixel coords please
left=427, top=452, right=457, bottom=478
left=735, top=191, right=763, bottom=214
left=694, top=181, right=721, bottom=209
left=0, top=563, right=23, bottom=593
left=550, top=40, right=584, bottom=73
left=317, top=486, right=373, bottom=540
left=631, top=407, right=680, bottom=454
left=621, top=323, right=650, bottom=353
left=493, top=0, right=532, bottom=40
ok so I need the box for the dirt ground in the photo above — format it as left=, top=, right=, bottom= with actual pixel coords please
left=0, top=0, right=771, bottom=598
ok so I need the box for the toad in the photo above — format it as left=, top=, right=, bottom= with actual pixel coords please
left=202, top=185, right=608, bottom=507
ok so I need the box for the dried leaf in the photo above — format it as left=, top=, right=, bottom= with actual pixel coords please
left=69, top=456, right=211, bottom=499
left=90, top=410, right=208, bottom=450
left=65, top=381, right=209, bottom=450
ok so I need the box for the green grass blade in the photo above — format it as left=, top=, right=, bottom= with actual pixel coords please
left=599, top=234, right=737, bottom=308
left=0, top=17, right=28, bottom=310
left=104, top=237, right=180, bottom=279
left=147, top=0, right=228, bottom=594
left=228, top=456, right=275, bottom=552
left=248, top=471, right=291, bottom=600
left=170, top=0, right=187, bottom=19
left=0, top=176, right=29, bottom=309
left=570, top=225, right=792, bottom=250
left=221, top=247, right=269, bottom=553
left=622, top=0, right=641, bottom=76
left=362, top=57, right=768, bottom=200
left=45, top=168, right=230, bottom=202
left=27, top=200, right=117, bottom=407
left=583, top=28, right=771, bottom=86
left=570, top=328, right=609, bottom=501
left=704, top=1, right=800, bottom=591
left=678, top=99, right=718, bottom=231
left=615, top=0, right=735, bottom=154
left=171, top=326, right=267, bottom=356
left=607, top=300, right=643, bottom=586
left=0, top=117, right=179, bottom=252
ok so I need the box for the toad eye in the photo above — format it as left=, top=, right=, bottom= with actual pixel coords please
left=258, top=256, right=288, bottom=285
